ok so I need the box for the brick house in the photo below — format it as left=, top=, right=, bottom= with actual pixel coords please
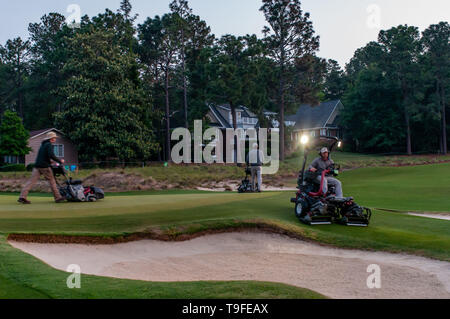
left=24, top=128, right=78, bottom=166
left=285, top=100, right=344, bottom=142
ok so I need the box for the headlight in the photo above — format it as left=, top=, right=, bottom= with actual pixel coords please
left=300, top=135, right=309, bottom=145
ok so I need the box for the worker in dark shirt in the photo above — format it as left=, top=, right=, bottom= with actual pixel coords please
left=18, top=132, right=66, bottom=204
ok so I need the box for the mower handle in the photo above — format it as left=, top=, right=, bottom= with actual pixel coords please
left=51, top=165, right=67, bottom=178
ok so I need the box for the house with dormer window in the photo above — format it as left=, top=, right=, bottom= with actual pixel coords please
left=207, top=104, right=259, bottom=130
left=286, top=100, right=344, bottom=142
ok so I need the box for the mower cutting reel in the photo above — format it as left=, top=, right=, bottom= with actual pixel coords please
left=292, top=196, right=334, bottom=225
left=51, top=165, right=105, bottom=202
left=334, top=201, right=372, bottom=227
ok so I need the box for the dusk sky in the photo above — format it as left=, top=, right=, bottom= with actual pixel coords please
left=0, top=0, right=449, bottom=67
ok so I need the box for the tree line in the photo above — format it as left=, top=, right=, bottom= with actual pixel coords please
left=337, top=23, right=449, bottom=154
left=0, top=0, right=448, bottom=164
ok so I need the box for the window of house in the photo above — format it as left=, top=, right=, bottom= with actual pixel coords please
left=4, top=155, right=18, bottom=164
left=320, top=129, right=327, bottom=136
left=286, top=121, right=295, bottom=127
left=237, top=112, right=242, bottom=123
left=310, top=131, right=316, bottom=137
left=53, top=145, right=64, bottom=158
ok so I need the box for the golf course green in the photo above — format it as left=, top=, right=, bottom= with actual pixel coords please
left=0, top=163, right=449, bottom=299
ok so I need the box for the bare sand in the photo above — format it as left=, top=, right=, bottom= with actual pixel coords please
left=9, top=232, right=450, bottom=299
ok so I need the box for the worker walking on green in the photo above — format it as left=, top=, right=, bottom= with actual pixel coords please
left=18, top=132, right=66, bottom=204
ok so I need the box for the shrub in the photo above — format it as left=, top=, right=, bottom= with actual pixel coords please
left=80, top=163, right=99, bottom=170
left=0, top=164, right=26, bottom=172
left=26, top=163, right=35, bottom=171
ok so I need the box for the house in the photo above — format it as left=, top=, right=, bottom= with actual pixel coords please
left=23, top=128, right=78, bottom=166
left=205, top=104, right=279, bottom=162
left=286, top=100, right=344, bottom=142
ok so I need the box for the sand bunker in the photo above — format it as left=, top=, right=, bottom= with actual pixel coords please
left=9, top=232, right=450, bottom=299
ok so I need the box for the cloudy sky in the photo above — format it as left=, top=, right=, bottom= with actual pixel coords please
left=0, top=0, right=448, bottom=67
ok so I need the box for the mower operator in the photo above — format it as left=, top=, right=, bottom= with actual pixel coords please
left=18, top=132, right=66, bottom=204
left=309, top=147, right=343, bottom=198
left=246, top=143, right=265, bottom=192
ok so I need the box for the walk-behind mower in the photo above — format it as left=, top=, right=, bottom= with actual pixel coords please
left=290, top=136, right=372, bottom=227
left=238, top=165, right=258, bottom=193
left=52, top=165, right=105, bottom=202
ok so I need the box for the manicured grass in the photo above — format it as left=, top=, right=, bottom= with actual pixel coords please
left=0, top=189, right=449, bottom=260
left=341, top=163, right=450, bottom=212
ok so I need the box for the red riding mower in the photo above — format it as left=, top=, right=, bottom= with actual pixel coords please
left=290, top=136, right=372, bottom=227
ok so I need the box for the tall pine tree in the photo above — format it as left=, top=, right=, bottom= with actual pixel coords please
left=260, top=0, right=320, bottom=160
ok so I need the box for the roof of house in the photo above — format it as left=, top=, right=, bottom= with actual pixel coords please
left=208, top=104, right=260, bottom=129
left=286, top=100, right=342, bottom=131
left=29, top=128, right=65, bottom=139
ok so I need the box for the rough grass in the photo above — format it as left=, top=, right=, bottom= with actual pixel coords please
left=2, top=152, right=450, bottom=190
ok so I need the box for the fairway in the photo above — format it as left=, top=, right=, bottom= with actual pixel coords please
left=341, top=163, right=450, bottom=212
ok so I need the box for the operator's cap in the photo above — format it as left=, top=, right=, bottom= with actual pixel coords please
left=46, top=132, right=57, bottom=140
left=320, top=147, right=329, bottom=154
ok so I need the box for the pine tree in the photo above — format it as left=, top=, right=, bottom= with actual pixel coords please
left=170, top=0, right=192, bottom=129
left=324, top=59, right=347, bottom=101
left=260, top=0, right=320, bottom=160
left=0, top=37, right=31, bottom=119
left=422, top=22, right=450, bottom=154
left=378, top=25, right=422, bottom=155
left=119, top=0, right=133, bottom=20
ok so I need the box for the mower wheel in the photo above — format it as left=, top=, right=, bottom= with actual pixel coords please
left=295, top=201, right=305, bottom=218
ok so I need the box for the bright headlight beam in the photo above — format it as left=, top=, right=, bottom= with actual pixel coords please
left=300, top=135, right=309, bottom=145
